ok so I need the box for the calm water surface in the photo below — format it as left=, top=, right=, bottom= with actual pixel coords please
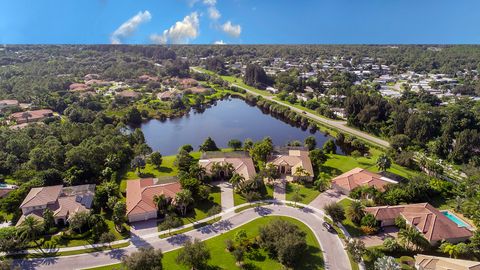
left=139, top=98, right=342, bottom=156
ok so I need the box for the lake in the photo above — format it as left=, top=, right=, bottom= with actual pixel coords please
left=138, top=98, right=342, bottom=156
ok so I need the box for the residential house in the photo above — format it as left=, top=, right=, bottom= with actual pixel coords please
left=415, top=254, right=480, bottom=270
left=0, top=183, right=17, bottom=198
left=10, top=109, right=54, bottom=124
left=0, top=99, right=19, bottom=111
left=177, top=78, right=198, bottom=89
left=331, top=168, right=398, bottom=195
left=17, top=184, right=95, bottom=226
left=126, top=179, right=181, bottom=223
left=69, top=83, right=89, bottom=92
left=187, top=86, right=211, bottom=94
left=199, top=152, right=256, bottom=180
left=365, top=203, right=473, bottom=244
left=268, top=149, right=314, bottom=181
left=157, top=91, right=177, bottom=101
left=116, top=90, right=141, bottom=100
left=84, top=73, right=100, bottom=81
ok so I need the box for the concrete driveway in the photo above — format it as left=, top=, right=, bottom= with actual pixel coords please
left=273, top=178, right=286, bottom=200
left=216, top=181, right=234, bottom=210
left=309, top=189, right=346, bottom=209
left=129, top=219, right=158, bottom=237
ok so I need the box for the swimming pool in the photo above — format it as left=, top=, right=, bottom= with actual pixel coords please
left=442, top=211, right=469, bottom=227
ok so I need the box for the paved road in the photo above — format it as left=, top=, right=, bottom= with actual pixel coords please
left=15, top=204, right=350, bottom=270
left=191, top=67, right=390, bottom=148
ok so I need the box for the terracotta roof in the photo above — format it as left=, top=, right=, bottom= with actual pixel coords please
left=139, top=75, right=159, bottom=82
left=331, top=167, right=397, bottom=192
left=269, top=150, right=314, bottom=176
left=20, top=185, right=63, bottom=208
left=157, top=91, right=176, bottom=100
left=178, top=78, right=198, bottom=88
left=69, top=83, right=89, bottom=91
left=366, top=203, right=473, bottom=243
left=0, top=189, right=12, bottom=198
left=415, top=254, right=480, bottom=270
left=199, top=157, right=256, bottom=180
left=85, top=79, right=112, bottom=86
left=10, top=109, right=54, bottom=122
left=0, top=99, right=19, bottom=106
left=126, top=179, right=181, bottom=216
left=117, top=90, right=140, bottom=98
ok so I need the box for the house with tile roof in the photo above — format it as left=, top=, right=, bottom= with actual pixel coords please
left=267, top=149, right=314, bottom=181
left=17, top=184, right=95, bottom=226
left=126, top=179, right=181, bottom=223
left=199, top=152, right=256, bottom=181
left=366, top=203, right=473, bottom=244
left=0, top=99, right=19, bottom=111
left=331, top=167, right=398, bottom=194
left=415, top=254, right=480, bottom=270
left=9, top=109, right=54, bottom=124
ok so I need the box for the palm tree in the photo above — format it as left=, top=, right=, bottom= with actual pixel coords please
left=189, top=163, right=207, bottom=182
left=175, top=190, right=194, bottom=216
left=440, top=242, right=467, bottom=258
left=376, top=154, right=392, bottom=172
left=153, top=194, right=170, bottom=216
left=210, top=162, right=223, bottom=180
left=263, top=163, right=279, bottom=184
left=223, top=162, right=235, bottom=179
left=18, top=216, right=44, bottom=248
left=347, top=200, right=365, bottom=225
left=229, top=173, right=244, bottom=191
left=398, top=226, right=428, bottom=251
left=294, top=166, right=310, bottom=182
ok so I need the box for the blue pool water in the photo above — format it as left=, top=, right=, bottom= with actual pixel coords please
left=442, top=211, right=468, bottom=227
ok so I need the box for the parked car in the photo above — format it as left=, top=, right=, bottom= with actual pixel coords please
left=323, top=221, right=335, bottom=233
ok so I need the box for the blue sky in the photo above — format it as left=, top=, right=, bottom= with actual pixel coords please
left=1, top=0, right=480, bottom=44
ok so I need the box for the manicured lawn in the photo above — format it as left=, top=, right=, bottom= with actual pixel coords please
left=30, top=218, right=130, bottom=249
left=322, top=148, right=419, bottom=180
left=178, top=185, right=221, bottom=225
left=193, top=67, right=272, bottom=97
left=337, top=198, right=365, bottom=237
left=233, top=185, right=274, bottom=206
left=87, top=216, right=324, bottom=270
left=120, top=152, right=202, bottom=192
left=286, top=182, right=321, bottom=204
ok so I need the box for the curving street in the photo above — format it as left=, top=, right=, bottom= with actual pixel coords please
left=14, top=202, right=351, bottom=270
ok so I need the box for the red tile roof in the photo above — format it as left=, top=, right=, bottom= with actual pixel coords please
left=366, top=203, right=473, bottom=243
left=332, top=168, right=397, bottom=192
left=126, top=179, right=181, bottom=216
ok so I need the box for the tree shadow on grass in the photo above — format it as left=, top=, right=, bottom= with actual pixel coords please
left=158, top=166, right=173, bottom=174
left=242, top=262, right=262, bottom=270
left=320, top=165, right=341, bottom=177
left=295, top=245, right=324, bottom=270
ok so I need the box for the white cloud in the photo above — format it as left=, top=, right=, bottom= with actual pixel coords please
left=203, top=0, right=216, bottom=6
left=110, top=10, right=151, bottom=44
left=214, top=40, right=226, bottom=45
left=208, top=6, right=221, bottom=20
left=150, top=12, right=200, bottom=44
left=221, top=21, right=241, bottom=38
